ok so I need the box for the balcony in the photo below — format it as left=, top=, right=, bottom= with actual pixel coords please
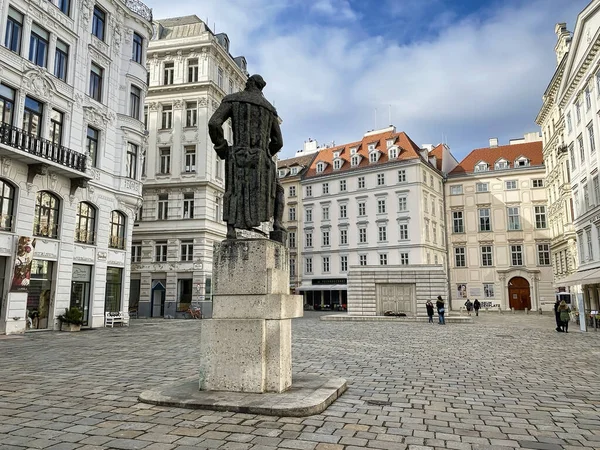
left=0, top=123, right=89, bottom=181
left=125, top=0, right=153, bottom=22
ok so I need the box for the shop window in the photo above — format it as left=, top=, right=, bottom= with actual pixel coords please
left=75, top=201, right=96, bottom=244
left=109, top=210, right=126, bottom=249
left=105, top=267, right=122, bottom=313
left=33, top=191, right=60, bottom=238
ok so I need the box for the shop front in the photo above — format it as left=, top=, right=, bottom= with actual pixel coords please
left=300, top=278, right=347, bottom=310
left=26, top=260, right=55, bottom=330
left=105, top=267, right=123, bottom=313
left=71, top=264, right=92, bottom=326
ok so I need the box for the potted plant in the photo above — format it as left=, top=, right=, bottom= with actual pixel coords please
left=58, top=307, right=83, bottom=332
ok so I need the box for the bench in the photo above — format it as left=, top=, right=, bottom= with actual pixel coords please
left=105, top=311, right=129, bottom=328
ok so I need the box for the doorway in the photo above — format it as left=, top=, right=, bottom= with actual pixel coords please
left=71, top=264, right=91, bottom=326
left=151, top=281, right=166, bottom=318
left=377, top=283, right=415, bottom=315
left=508, top=277, right=531, bottom=310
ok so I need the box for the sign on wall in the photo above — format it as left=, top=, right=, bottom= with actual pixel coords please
left=10, top=237, right=35, bottom=292
left=457, top=283, right=467, bottom=299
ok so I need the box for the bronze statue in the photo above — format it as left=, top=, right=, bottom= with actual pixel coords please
left=208, top=74, right=286, bottom=242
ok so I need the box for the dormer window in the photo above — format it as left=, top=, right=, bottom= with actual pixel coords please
left=495, top=159, right=509, bottom=170
left=316, top=162, right=326, bottom=173
left=333, top=159, right=342, bottom=170
left=386, top=139, right=395, bottom=148
left=350, top=147, right=358, bottom=155
left=474, top=162, right=489, bottom=172
left=351, top=155, right=360, bottom=167
left=278, top=169, right=286, bottom=178
left=388, top=147, right=398, bottom=159
left=368, top=143, right=376, bottom=151
left=369, top=151, right=379, bottom=163
left=333, top=151, right=340, bottom=158
left=290, top=167, right=298, bottom=175
left=515, top=157, right=530, bottom=167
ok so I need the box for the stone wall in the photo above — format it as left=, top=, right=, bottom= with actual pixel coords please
left=347, top=265, right=448, bottom=316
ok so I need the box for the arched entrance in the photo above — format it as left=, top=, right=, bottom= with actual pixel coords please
left=508, top=277, right=531, bottom=310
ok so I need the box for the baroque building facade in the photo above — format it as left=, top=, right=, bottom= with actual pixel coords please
left=130, top=16, right=248, bottom=318
left=445, top=135, right=554, bottom=312
left=0, top=0, right=152, bottom=334
left=298, top=126, right=450, bottom=312
left=536, top=23, right=577, bottom=290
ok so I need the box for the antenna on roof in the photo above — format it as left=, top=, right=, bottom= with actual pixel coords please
left=388, top=105, right=392, bottom=126
left=374, top=108, right=377, bottom=130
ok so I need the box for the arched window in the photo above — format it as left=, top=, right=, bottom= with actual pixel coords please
left=109, top=210, right=126, bottom=249
left=75, top=202, right=96, bottom=244
left=33, top=191, right=60, bottom=238
left=0, top=179, right=16, bottom=231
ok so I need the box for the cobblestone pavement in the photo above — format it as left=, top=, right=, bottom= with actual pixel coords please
left=1, top=312, right=600, bottom=450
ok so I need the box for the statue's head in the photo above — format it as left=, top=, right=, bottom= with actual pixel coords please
left=245, top=74, right=266, bottom=92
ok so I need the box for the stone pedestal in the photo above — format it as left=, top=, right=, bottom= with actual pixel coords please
left=199, top=239, right=302, bottom=393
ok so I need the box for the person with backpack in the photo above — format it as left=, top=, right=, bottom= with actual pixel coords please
left=436, top=296, right=446, bottom=325
left=473, top=299, right=481, bottom=317
left=464, top=298, right=473, bottom=316
left=558, top=300, right=571, bottom=333
left=426, top=300, right=434, bottom=323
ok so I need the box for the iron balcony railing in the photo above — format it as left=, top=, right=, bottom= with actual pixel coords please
left=0, top=123, right=87, bottom=173
left=125, top=0, right=152, bottom=22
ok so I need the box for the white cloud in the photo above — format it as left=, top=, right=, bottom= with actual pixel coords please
left=145, top=0, right=589, bottom=159
left=311, top=0, right=358, bottom=21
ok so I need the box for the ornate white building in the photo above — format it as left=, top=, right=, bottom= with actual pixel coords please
left=0, top=0, right=152, bottom=334
left=130, top=16, right=248, bottom=318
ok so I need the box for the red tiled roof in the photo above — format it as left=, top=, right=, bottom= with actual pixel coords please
left=304, top=130, right=424, bottom=178
left=277, top=153, right=317, bottom=171
left=429, top=144, right=444, bottom=170
left=450, top=141, right=543, bottom=175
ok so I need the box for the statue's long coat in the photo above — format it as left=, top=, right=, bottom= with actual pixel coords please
left=208, top=90, right=283, bottom=230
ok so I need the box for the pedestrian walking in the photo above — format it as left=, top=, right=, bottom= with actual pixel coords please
left=473, top=299, right=481, bottom=317
left=558, top=300, right=571, bottom=333
left=436, top=295, right=446, bottom=325
left=464, top=298, right=473, bottom=316
left=554, top=298, right=562, bottom=332
left=426, top=300, right=434, bottom=323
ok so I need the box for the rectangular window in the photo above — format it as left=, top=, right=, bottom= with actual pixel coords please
left=377, top=199, right=386, bottom=214
left=400, top=253, right=409, bottom=265
left=186, top=102, right=197, bottom=127
left=478, top=208, right=491, bottom=231
left=131, top=243, right=142, bottom=263
left=511, top=245, right=523, bottom=266
left=218, top=67, right=224, bottom=89
left=155, top=242, right=167, bottom=262
left=322, top=206, right=330, bottom=220
left=164, top=62, right=174, bottom=85
left=423, top=194, right=428, bottom=213
left=289, top=232, right=296, bottom=248
left=29, top=24, right=49, bottom=68
left=322, top=231, right=330, bottom=246
left=452, top=211, right=464, bottom=233
left=23, top=96, right=43, bottom=137
left=305, top=209, right=311, bottom=222
left=589, top=123, right=596, bottom=154
left=54, top=39, right=69, bottom=81
left=5, top=8, right=23, bottom=54
left=305, top=258, right=313, bottom=274
left=505, top=180, right=517, bottom=190
left=340, top=204, right=347, bottom=218
left=450, top=185, right=463, bottom=195
left=432, top=222, right=437, bottom=244
left=358, top=202, right=366, bottom=216
left=305, top=232, right=312, bottom=247
left=359, top=227, right=367, bottom=243
left=535, top=205, right=547, bottom=229
left=454, top=247, right=466, bottom=267
left=130, top=85, right=141, bottom=119
left=584, top=184, right=591, bottom=211
left=359, top=255, right=367, bottom=266
left=378, top=226, right=387, bottom=242
left=537, top=244, right=551, bottom=266
left=127, top=142, right=138, bottom=179
left=159, top=148, right=171, bottom=174
left=161, top=105, right=173, bottom=129
left=481, top=246, right=493, bottom=266
left=484, top=283, right=495, bottom=298
left=289, top=207, right=296, bottom=221
left=87, top=126, right=99, bottom=167
left=188, top=59, right=198, bottom=82
left=398, top=170, right=406, bottom=183
left=379, top=254, right=388, bottom=266
left=567, top=112, right=572, bottom=134
left=89, top=63, right=103, bottom=102
left=576, top=101, right=581, bottom=123
left=399, top=224, right=408, bottom=240
left=181, top=241, right=194, bottom=261
left=340, top=229, right=347, bottom=245
left=306, top=186, right=312, bottom=197
left=322, top=183, right=329, bottom=194
left=358, top=176, right=365, bottom=189
left=587, top=229, right=593, bottom=261
left=132, top=32, right=143, bottom=64
left=569, top=143, right=576, bottom=170
left=340, top=255, right=348, bottom=272
left=50, top=109, right=63, bottom=146
left=340, top=180, right=347, bottom=191
left=377, top=173, right=385, bottom=186
left=398, top=197, right=407, bottom=211
left=183, top=193, right=194, bottom=219
left=92, top=6, right=106, bottom=40
left=184, top=146, right=196, bottom=172
left=586, top=87, right=592, bottom=110
left=595, top=177, right=600, bottom=206
left=476, top=182, right=489, bottom=192
left=322, top=257, right=330, bottom=273
left=532, top=179, right=544, bottom=188
left=508, top=207, right=521, bottom=230
left=579, top=134, right=585, bottom=164
left=290, top=258, right=296, bottom=277
left=157, top=194, right=168, bottom=220
left=289, top=186, right=296, bottom=197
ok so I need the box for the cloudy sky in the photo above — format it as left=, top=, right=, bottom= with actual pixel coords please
left=145, top=0, right=589, bottom=161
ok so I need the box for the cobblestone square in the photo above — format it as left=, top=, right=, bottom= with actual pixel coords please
left=1, top=313, right=599, bottom=449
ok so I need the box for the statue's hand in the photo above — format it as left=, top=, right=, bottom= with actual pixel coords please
left=215, top=143, right=229, bottom=160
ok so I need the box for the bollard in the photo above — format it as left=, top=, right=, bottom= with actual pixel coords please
left=525, top=307, right=529, bottom=315
left=511, top=307, right=515, bottom=314
left=499, top=306, right=503, bottom=314
left=485, top=307, right=489, bottom=313
left=538, top=307, right=543, bottom=315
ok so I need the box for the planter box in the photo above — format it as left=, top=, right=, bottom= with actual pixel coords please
left=60, top=323, right=81, bottom=332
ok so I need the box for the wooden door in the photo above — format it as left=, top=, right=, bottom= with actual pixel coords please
left=508, top=277, right=531, bottom=310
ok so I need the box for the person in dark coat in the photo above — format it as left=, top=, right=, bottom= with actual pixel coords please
left=558, top=300, right=571, bottom=333
left=436, top=296, right=446, bottom=325
left=464, top=299, right=473, bottom=315
left=426, top=300, right=434, bottom=323
left=554, top=298, right=562, bottom=332
left=473, top=299, right=481, bottom=317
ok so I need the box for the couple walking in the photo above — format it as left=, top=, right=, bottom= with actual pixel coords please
left=426, top=296, right=446, bottom=324
left=554, top=299, right=571, bottom=333
left=464, top=298, right=481, bottom=316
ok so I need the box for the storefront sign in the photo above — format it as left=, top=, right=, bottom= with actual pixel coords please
left=311, top=278, right=347, bottom=285
left=72, top=264, right=92, bottom=282
left=10, top=236, right=35, bottom=292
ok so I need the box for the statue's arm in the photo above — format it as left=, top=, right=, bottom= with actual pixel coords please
left=208, top=102, right=232, bottom=159
left=268, top=114, right=283, bottom=156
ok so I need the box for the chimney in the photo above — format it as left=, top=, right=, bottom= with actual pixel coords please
left=489, top=138, right=498, bottom=148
